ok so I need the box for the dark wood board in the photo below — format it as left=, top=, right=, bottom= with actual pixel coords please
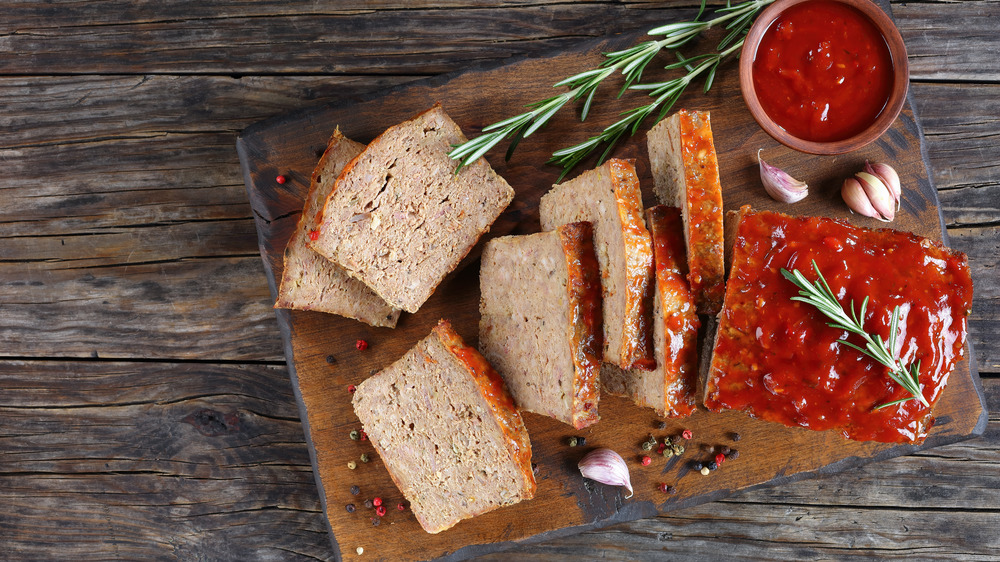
left=237, top=22, right=986, bottom=562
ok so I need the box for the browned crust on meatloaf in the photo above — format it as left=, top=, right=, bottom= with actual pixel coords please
left=539, top=158, right=654, bottom=371
left=308, top=104, right=514, bottom=313
left=478, top=223, right=602, bottom=429
left=352, top=320, right=535, bottom=534
left=273, top=128, right=401, bottom=327
left=601, top=206, right=699, bottom=417
left=647, top=110, right=725, bottom=314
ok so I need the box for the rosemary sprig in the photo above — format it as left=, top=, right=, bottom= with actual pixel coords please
left=448, top=0, right=774, bottom=178
left=781, top=261, right=929, bottom=410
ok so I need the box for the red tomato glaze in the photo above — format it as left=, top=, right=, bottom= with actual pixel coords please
left=752, top=0, right=894, bottom=142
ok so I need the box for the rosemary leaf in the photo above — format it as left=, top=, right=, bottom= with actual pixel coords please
left=781, top=261, right=930, bottom=410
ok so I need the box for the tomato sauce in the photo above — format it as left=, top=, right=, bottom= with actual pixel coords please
left=705, top=209, right=972, bottom=444
left=752, top=0, right=894, bottom=142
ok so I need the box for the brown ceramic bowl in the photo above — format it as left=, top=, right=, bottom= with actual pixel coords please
left=739, top=0, right=909, bottom=154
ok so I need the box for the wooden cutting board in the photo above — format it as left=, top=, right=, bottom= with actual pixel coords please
left=236, top=17, right=986, bottom=562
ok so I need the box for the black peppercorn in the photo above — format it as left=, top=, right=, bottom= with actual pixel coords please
left=692, top=461, right=703, bottom=471
left=350, top=485, right=360, bottom=496
left=345, top=503, right=356, bottom=513
left=720, top=446, right=731, bottom=456
left=657, top=421, right=668, bottom=430
left=731, top=432, right=741, bottom=442
left=577, top=436, right=586, bottom=447
left=728, top=449, right=740, bottom=460
left=325, top=355, right=335, bottom=364
left=364, top=499, right=373, bottom=509
left=708, top=461, right=718, bottom=470
left=371, top=517, right=381, bottom=526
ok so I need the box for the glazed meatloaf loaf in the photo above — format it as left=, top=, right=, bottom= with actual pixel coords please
left=705, top=208, right=974, bottom=444
left=539, top=158, right=654, bottom=371
left=479, top=222, right=603, bottom=429
left=602, top=206, right=700, bottom=418
left=308, top=104, right=514, bottom=313
left=647, top=109, right=725, bottom=315
left=273, top=128, right=401, bottom=327
left=352, top=320, right=536, bottom=534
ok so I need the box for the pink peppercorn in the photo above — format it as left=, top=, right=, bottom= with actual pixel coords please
left=308, top=230, right=320, bottom=241
left=372, top=497, right=382, bottom=507
left=276, top=175, right=287, bottom=184
left=397, top=502, right=407, bottom=511
left=356, top=339, right=369, bottom=351
left=716, top=453, right=726, bottom=465
left=641, top=455, right=652, bottom=466
left=375, top=505, right=387, bottom=517
left=348, top=384, right=357, bottom=394
left=681, top=429, right=693, bottom=440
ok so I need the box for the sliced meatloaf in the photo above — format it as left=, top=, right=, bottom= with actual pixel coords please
left=647, top=109, right=725, bottom=315
left=308, top=104, right=514, bottom=313
left=352, top=320, right=536, bottom=534
left=602, top=206, right=700, bottom=418
left=539, top=158, right=654, bottom=371
left=273, top=128, right=401, bottom=327
left=479, top=222, right=603, bottom=429
left=705, top=208, right=973, bottom=444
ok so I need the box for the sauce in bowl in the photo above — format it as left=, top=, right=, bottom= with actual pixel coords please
left=751, top=0, right=894, bottom=143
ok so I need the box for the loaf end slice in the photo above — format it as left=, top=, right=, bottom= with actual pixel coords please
left=479, top=222, right=602, bottom=429
left=309, top=104, right=515, bottom=313
left=539, top=158, right=654, bottom=371
left=274, top=128, right=401, bottom=327
left=353, top=320, right=535, bottom=534
left=647, top=110, right=725, bottom=314
left=601, top=205, right=699, bottom=417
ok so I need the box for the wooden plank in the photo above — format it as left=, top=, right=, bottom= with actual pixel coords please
left=238, top=25, right=986, bottom=560
left=0, top=360, right=995, bottom=560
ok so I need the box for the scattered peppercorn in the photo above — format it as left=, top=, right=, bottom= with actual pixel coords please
left=346, top=503, right=356, bottom=513
left=641, top=455, right=652, bottom=466
left=350, top=485, right=360, bottom=496
left=708, top=461, right=718, bottom=470
left=375, top=505, right=387, bottom=517
left=372, top=497, right=382, bottom=507
left=731, top=432, right=742, bottom=442
left=672, top=444, right=685, bottom=456
left=350, top=430, right=360, bottom=441
left=700, top=467, right=710, bottom=476
left=681, top=429, right=693, bottom=440
left=364, top=499, right=374, bottom=509
left=667, top=485, right=678, bottom=495
left=397, top=502, right=407, bottom=511
left=657, top=421, right=668, bottom=430
left=371, top=517, right=380, bottom=526
left=568, top=436, right=579, bottom=447
left=360, top=453, right=370, bottom=463
left=727, top=449, right=740, bottom=460
left=715, top=453, right=726, bottom=465
left=347, top=461, right=357, bottom=470
left=656, top=443, right=666, bottom=454
left=720, top=446, right=731, bottom=456
left=356, top=339, right=369, bottom=351
left=325, top=355, right=336, bottom=364
left=360, top=431, right=367, bottom=441
left=692, top=461, right=703, bottom=471
left=276, top=175, right=287, bottom=184
left=348, top=384, right=357, bottom=394
left=642, top=440, right=654, bottom=452
left=576, top=437, right=586, bottom=446
left=356, top=547, right=364, bottom=555
left=658, top=483, right=670, bottom=493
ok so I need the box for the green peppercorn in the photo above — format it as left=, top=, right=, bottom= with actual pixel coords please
left=641, top=441, right=654, bottom=451
left=360, top=453, right=370, bottom=463
left=568, top=436, right=579, bottom=447
left=349, top=430, right=360, bottom=441
left=662, top=448, right=674, bottom=458
left=672, top=444, right=685, bottom=456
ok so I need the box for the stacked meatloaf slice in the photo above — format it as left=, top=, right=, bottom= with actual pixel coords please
left=352, top=320, right=536, bottom=534
left=479, top=222, right=603, bottom=429
left=274, top=128, right=401, bottom=327
left=309, top=104, right=514, bottom=313
left=602, top=206, right=700, bottom=418
left=539, top=158, right=655, bottom=371
left=647, top=109, right=726, bottom=314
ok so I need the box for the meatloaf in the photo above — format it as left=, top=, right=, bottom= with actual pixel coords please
left=352, top=320, right=536, bottom=534
left=602, top=206, right=699, bottom=418
left=647, top=109, right=725, bottom=314
left=705, top=208, right=974, bottom=444
left=308, top=104, right=514, bottom=313
left=479, top=222, right=603, bottom=429
left=539, top=158, right=654, bottom=371
left=273, top=128, right=401, bottom=327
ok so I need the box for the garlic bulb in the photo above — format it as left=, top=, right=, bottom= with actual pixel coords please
left=578, top=448, right=633, bottom=499
left=758, top=149, right=808, bottom=203
left=842, top=162, right=902, bottom=222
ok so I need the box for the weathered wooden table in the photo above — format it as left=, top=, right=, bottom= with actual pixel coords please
left=2, top=1, right=997, bottom=559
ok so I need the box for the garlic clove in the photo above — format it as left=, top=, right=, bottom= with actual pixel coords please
left=842, top=177, right=889, bottom=222
left=758, top=149, right=808, bottom=203
left=855, top=171, right=896, bottom=221
left=578, top=448, right=633, bottom=499
left=864, top=161, right=901, bottom=210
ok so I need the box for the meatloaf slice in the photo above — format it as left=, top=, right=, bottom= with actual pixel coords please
left=601, top=206, right=700, bottom=418
left=479, top=222, right=603, bottom=429
left=308, top=104, right=514, bottom=313
left=705, top=208, right=974, bottom=444
left=647, top=109, right=725, bottom=315
left=539, top=158, right=654, bottom=371
left=273, top=128, right=401, bottom=327
left=352, top=320, right=536, bottom=534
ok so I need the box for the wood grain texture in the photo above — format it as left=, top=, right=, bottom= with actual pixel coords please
left=0, top=0, right=997, bottom=560
left=239, top=24, right=985, bottom=559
